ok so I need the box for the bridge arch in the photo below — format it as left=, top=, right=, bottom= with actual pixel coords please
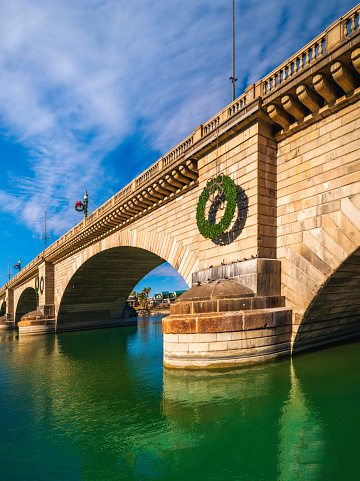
left=294, top=246, right=360, bottom=351
left=0, top=298, right=5, bottom=316
left=56, top=246, right=188, bottom=330
left=15, top=287, right=37, bottom=325
left=55, top=221, right=197, bottom=317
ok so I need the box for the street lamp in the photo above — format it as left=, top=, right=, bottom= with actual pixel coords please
left=75, top=190, right=89, bottom=218
left=14, top=259, right=21, bottom=272
left=230, top=0, right=237, bottom=101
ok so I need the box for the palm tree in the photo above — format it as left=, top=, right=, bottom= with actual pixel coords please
left=136, top=287, right=151, bottom=311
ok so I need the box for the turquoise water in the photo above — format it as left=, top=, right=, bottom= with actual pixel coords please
left=0, top=317, right=359, bottom=480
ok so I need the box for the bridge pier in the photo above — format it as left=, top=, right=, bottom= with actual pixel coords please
left=192, top=258, right=281, bottom=297
left=18, top=261, right=56, bottom=335
left=0, top=288, right=15, bottom=330
left=18, top=304, right=56, bottom=335
left=163, top=259, right=293, bottom=369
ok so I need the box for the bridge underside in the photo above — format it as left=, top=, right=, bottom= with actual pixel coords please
left=56, top=247, right=165, bottom=332
left=294, top=247, right=360, bottom=352
left=15, top=288, right=37, bottom=325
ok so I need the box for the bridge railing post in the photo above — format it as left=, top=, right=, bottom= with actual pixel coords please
left=192, top=125, right=203, bottom=143
left=325, top=18, right=343, bottom=51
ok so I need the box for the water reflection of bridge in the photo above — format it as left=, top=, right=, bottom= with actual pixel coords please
left=2, top=325, right=358, bottom=479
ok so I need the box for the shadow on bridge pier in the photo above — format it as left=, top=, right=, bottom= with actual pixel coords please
left=208, top=186, right=248, bottom=246
left=293, top=247, right=360, bottom=354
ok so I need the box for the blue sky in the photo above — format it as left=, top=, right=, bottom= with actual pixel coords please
left=0, top=0, right=356, bottom=292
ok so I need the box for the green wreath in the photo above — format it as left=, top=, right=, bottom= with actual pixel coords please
left=35, top=275, right=39, bottom=294
left=196, top=174, right=237, bottom=239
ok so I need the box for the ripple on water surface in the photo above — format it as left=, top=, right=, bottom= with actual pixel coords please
left=0, top=318, right=359, bottom=480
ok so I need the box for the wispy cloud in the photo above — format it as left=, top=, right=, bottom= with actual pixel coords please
left=144, top=263, right=183, bottom=280
left=135, top=262, right=189, bottom=291
left=0, top=0, right=355, bottom=238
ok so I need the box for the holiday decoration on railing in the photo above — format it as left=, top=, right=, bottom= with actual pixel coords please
left=14, top=259, right=21, bottom=272
left=75, top=190, right=88, bottom=218
left=196, top=174, right=237, bottom=239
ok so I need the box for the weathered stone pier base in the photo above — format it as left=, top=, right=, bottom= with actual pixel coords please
left=18, top=318, right=138, bottom=335
left=0, top=314, right=15, bottom=330
left=163, top=270, right=293, bottom=369
left=18, top=305, right=56, bottom=335
left=18, top=319, right=56, bottom=335
left=17, top=303, right=138, bottom=335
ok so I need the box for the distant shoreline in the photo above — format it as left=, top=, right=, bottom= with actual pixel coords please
left=137, top=309, right=169, bottom=317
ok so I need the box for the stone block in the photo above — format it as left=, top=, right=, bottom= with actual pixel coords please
left=227, top=339, right=245, bottom=350
left=272, top=308, right=292, bottom=327
left=197, top=313, right=244, bottom=333
left=218, top=298, right=252, bottom=312
left=234, top=274, right=257, bottom=293
left=162, top=316, right=197, bottom=334
left=188, top=342, right=210, bottom=352
left=256, top=273, right=281, bottom=296
left=216, top=332, right=233, bottom=341
left=252, top=297, right=266, bottom=309
left=172, top=342, right=189, bottom=352
left=209, top=341, right=228, bottom=351
left=170, top=302, right=193, bottom=315
left=163, top=333, right=178, bottom=343
left=265, top=296, right=286, bottom=308
left=193, top=300, right=218, bottom=314
left=243, top=310, right=273, bottom=330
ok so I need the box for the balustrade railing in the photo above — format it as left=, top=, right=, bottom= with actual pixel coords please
left=262, top=35, right=326, bottom=95
left=162, top=135, right=193, bottom=168
left=135, top=161, right=160, bottom=187
left=114, top=183, right=133, bottom=203
left=98, top=198, right=113, bottom=215
left=86, top=212, right=97, bottom=223
left=228, top=94, right=247, bottom=117
left=203, top=116, right=220, bottom=135
left=343, top=7, right=360, bottom=37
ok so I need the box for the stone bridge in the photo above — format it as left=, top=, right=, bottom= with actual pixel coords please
left=2, top=4, right=360, bottom=368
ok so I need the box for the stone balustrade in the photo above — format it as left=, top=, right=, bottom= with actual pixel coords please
left=203, top=116, right=220, bottom=135
left=162, top=135, right=194, bottom=168
left=135, top=161, right=160, bottom=187
left=263, top=36, right=326, bottom=96
left=228, top=94, right=247, bottom=117
left=343, top=7, right=360, bottom=37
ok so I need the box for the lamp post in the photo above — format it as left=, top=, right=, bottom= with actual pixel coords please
left=229, top=0, right=237, bottom=101
left=75, top=190, right=89, bottom=219
left=14, top=259, right=21, bottom=272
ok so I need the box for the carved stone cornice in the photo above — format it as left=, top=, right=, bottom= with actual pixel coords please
left=296, top=84, right=323, bottom=112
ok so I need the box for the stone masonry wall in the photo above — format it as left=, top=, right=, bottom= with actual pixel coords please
left=54, top=186, right=200, bottom=315
left=54, top=118, right=276, bottom=317
left=198, top=120, right=277, bottom=270
left=277, top=95, right=360, bottom=344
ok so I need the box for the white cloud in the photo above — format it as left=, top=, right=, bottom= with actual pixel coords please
left=145, top=263, right=180, bottom=280
left=139, top=262, right=189, bottom=290
left=0, top=0, right=356, bottom=238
